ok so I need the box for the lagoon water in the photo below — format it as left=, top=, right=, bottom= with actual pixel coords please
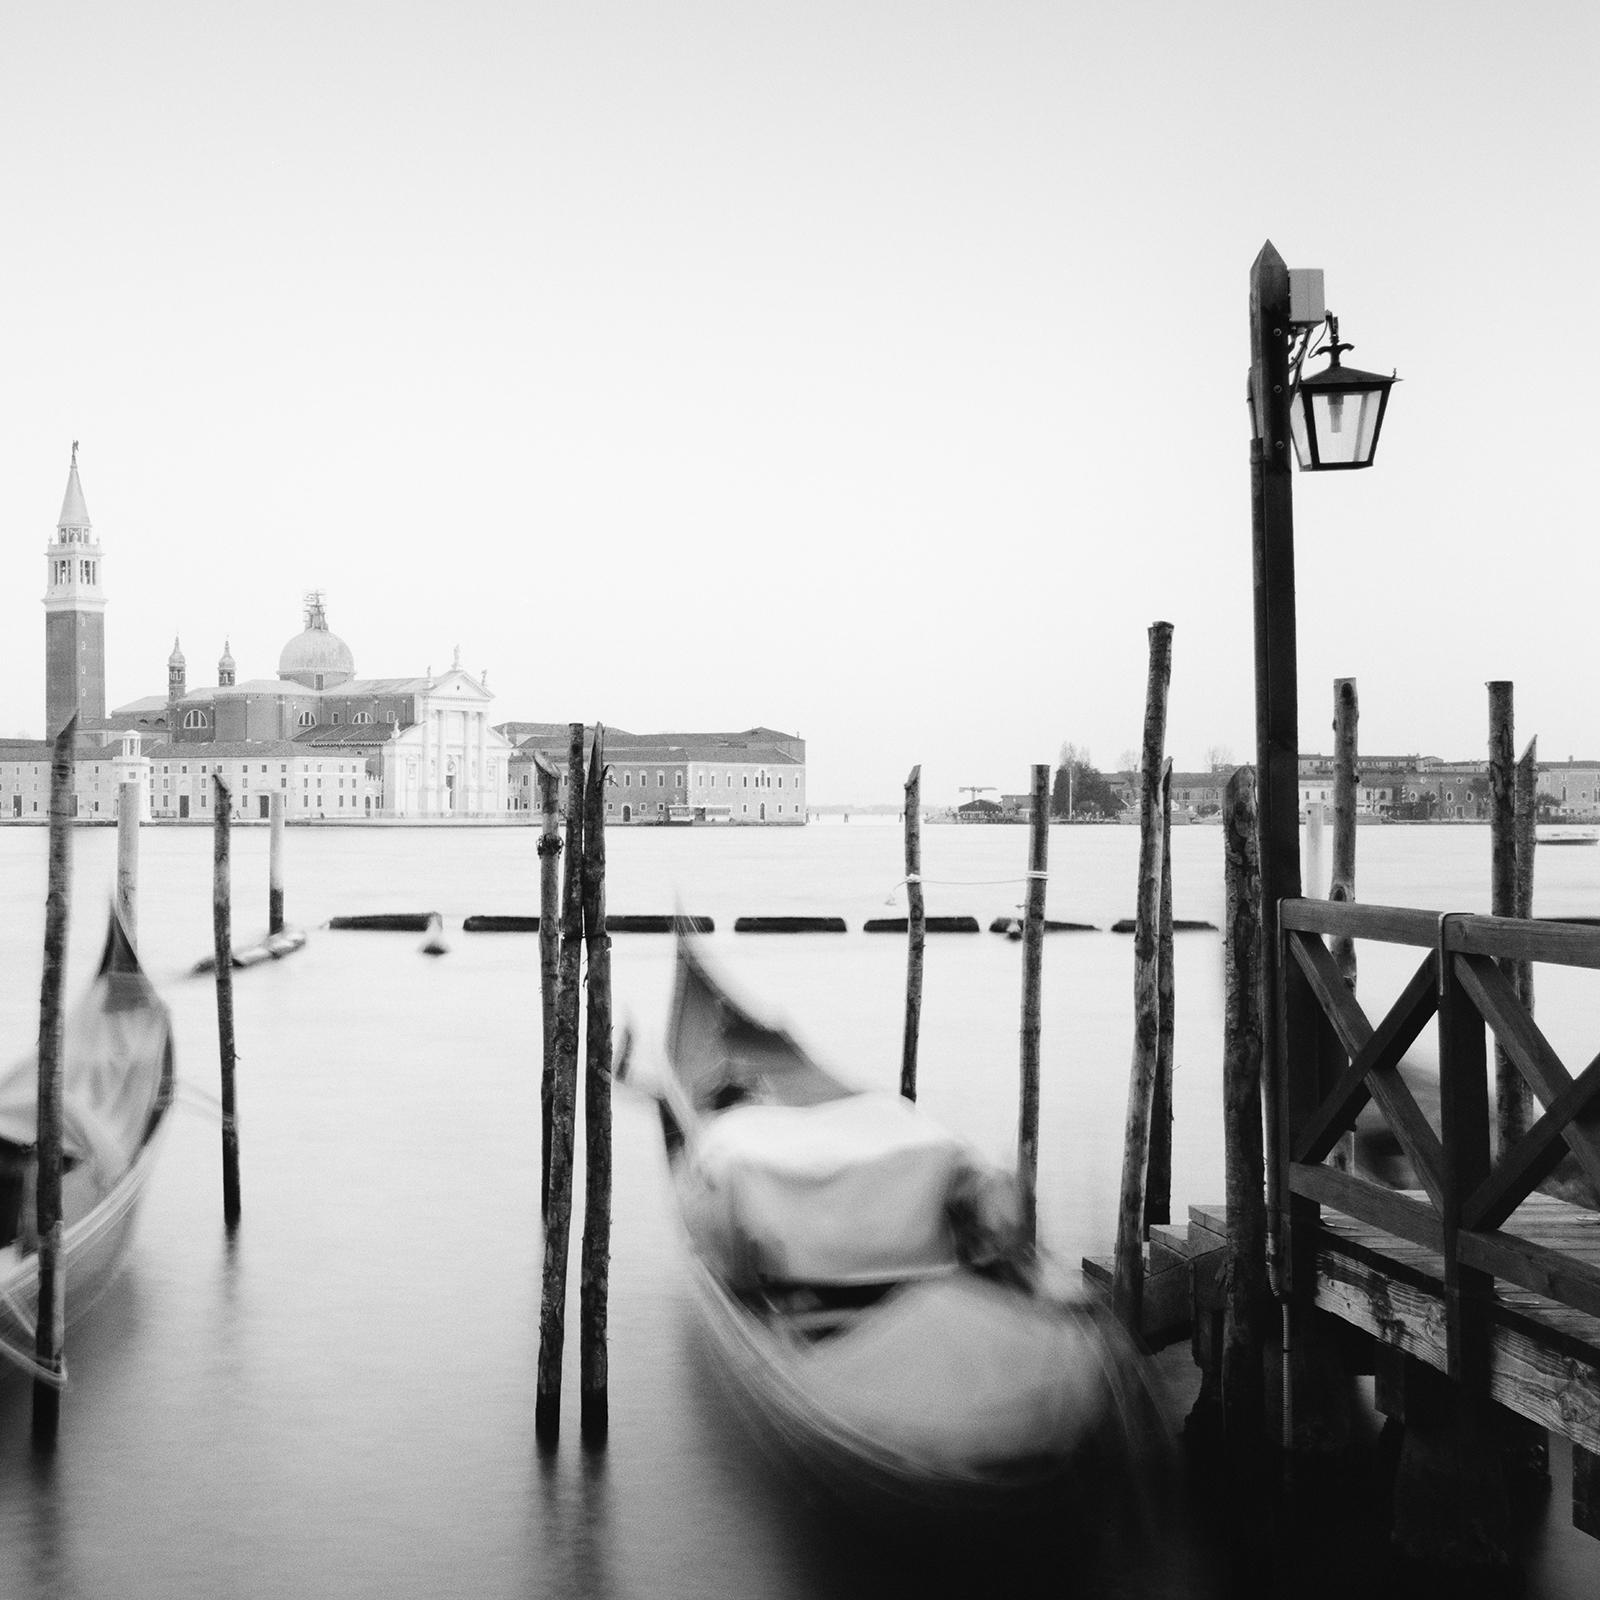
left=1, top=818, right=1598, bottom=1597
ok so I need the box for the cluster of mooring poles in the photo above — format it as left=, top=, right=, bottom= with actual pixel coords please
left=897, top=754, right=1129, bottom=1253
left=534, top=723, right=613, bottom=1445
left=31, top=747, right=302, bottom=1445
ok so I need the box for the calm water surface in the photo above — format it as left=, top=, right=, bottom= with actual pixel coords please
left=0, top=819, right=1597, bottom=1597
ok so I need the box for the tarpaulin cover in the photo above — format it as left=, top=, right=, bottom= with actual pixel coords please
left=0, top=966, right=169, bottom=1194
left=801, top=1274, right=1114, bottom=1475
left=683, top=1092, right=969, bottom=1286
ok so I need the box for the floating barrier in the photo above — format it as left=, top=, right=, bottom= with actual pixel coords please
left=987, top=916, right=1100, bottom=934
left=606, top=914, right=714, bottom=934
left=733, top=916, right=848, bottom=934
left=463, top=914, right=715, bottom=934
left=327, top=913, right=438, bottom=932
left=1109, top=917, right=1217, bottom=934
left=192, top=926, right=308, bottom=975
left=862, top=916, right=981, bottom=934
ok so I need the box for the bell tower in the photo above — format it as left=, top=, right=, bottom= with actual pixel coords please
left=43, top=442, right=107, bottom=735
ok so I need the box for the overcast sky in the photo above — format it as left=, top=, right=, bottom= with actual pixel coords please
left=4, top=2, right=1596, bottom=805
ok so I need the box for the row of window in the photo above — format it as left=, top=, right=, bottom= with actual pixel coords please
left=183, top=709, right=379, bottom=730
left=533, top=767, right=804, bottom=793
left=604, top=801, right=796, bottom=817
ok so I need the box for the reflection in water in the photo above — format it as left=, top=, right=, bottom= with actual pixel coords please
left=533, top=1446, right=617, bottom=1600
left=0, top=825, right=1594, bottom=1596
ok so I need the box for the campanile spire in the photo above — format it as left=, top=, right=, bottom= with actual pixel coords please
left=44, top=442, right=107, bottom=735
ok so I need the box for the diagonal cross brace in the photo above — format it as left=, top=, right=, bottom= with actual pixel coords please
left=1287, top=933, right=1445, bottom=1203
left=1454, top=952, right=1600, bottom=1217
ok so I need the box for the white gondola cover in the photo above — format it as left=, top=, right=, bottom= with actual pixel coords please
left=681, top=1091, right=969, bottom=1287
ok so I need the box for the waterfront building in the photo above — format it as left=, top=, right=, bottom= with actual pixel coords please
left=1298, top=753, right=1426, bottom=818
left=10, top=452, right=795, bottom=824
left=502, top=725, right=807, bottom=824
left=113, top=605, right=514, bottom=819
left=1541, top=758, right=1600, bottom=820
left=6, top=451, right=513, bottom=821
left=1107, top=768, right=1237, bottom=817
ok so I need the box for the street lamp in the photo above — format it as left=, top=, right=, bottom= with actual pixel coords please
left=1289, top=313, right=1398, bottom=471
left=1247, top=240, right=1396, bottom=1316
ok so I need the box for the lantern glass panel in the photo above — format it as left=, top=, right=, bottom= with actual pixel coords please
left=1291, top=383, right=1389, bottom=470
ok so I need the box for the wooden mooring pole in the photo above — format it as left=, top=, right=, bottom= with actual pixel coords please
left=1488, top=681, right=1532, bottom=1152
left=117, top=779, right=140, bottom=943
left=1514, top=735, right=1537, bottom=1018
left=1329, top=678, right=1359, bottom=1172
left=1329, top=678, right=1358, bottom=985
left=1219, top=766, right=1267, bottom=1459
left=32, top=716, right=76, bottom=1445
left=535, top=723, right=586, bottom=1444
left=1016, top=762, right=1050, bottom=1245
left=534, top=752, right=562, bottom=1220
left=579, top=727, right=612, bottom=1442
left=268, top=789, right=286, bottom=936
left=1112, top=621, right=1172, bottom=1333
left=1145, top=760, right=1175, bottom=1228
left=899, top=765, right=925, bottom=1102
left=214, top=777, right=241, bottom=1228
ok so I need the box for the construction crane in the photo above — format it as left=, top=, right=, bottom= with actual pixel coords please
left=959, top=785, right=996, bottom=805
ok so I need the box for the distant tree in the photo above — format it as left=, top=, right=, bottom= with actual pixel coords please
left=1203, top=744, right=1235, bottom=772
left=1537, top=789, right=1562, bottom=821
left=1051, top=751, right=1120, bottom=819
left=1116, top=749, right=1139, bottom=776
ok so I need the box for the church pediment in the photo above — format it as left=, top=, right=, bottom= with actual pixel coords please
left=425, top=669, right=492, bottom=702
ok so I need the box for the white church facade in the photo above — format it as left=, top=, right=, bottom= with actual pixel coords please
left=8, top=448, right=515, bottom=821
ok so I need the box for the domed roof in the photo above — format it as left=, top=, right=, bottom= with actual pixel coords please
left=218, top=638, right=236, bottom=672
left=278, top=593, right=355, bottom=688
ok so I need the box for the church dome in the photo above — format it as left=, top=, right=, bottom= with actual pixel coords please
left=278, top=593, right=355, bottom=688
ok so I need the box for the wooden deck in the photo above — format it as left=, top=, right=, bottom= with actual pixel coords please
left=1308, top=1192, right=1600, bottom=1456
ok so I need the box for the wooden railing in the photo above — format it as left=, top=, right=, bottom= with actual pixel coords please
left=1278, top=899, right=1600, bottom=1386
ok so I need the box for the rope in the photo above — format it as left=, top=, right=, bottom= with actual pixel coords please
left=0, top=1334, right=68, bottom=1387
left=884, top=872, right=1049, bottom=894
left=176, top=1079, right=224, bottom=1119
left=0, top=1285, right=67, bottom=1387
left=0, top=1279, right=36, bottom=1339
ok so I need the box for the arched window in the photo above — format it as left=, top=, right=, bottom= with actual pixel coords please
left=298, top=711, right=316, bottom=728
left=353, top=711, right=373, bottom=725
left=182, top=709, right=210, bottom=729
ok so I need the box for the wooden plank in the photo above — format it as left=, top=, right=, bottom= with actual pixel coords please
left=1281, top=899, right=1600, bottom=969
left=1449, top=915, right=1600, bottom=971
left=1314, top=1248, right=1600, bottom=1454
left=1281, top=898, right=1441, bottom=946
left=1289, top=1163, right=1445, bottom=1254
left=1439, top=946, right=1493, bottom=1385
left=1458, top=1231, right=1600, bottom=1322
left=1576, top=1445, right=1600, bottom=1541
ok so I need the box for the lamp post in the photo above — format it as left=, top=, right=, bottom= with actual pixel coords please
left=1248, top=239, right=1396, bottom=1443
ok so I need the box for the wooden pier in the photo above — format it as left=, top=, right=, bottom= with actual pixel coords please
left=1273, top=896, right=1600, bottom=1544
